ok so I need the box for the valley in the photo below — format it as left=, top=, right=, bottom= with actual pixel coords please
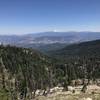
left=1, top=32, right=100, bottom=52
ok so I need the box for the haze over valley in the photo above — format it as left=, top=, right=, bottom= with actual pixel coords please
left=0, top=31, right=100, bottom=52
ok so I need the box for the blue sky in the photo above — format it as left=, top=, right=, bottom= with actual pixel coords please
left=0, top=0, right=100, bottom=35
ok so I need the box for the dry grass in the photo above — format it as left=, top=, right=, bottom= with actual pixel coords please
left=34, top=93, right=100, bottom=100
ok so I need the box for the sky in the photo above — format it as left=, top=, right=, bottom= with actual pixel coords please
left=0, top=0, right=100, bottom=35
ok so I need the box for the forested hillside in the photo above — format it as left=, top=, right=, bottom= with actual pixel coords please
left=0, top=45, right=56, bottom=99
left=0, top=40, right=100, bottom=99
left=50, top=40, right=100, bottom=58
left=0, top=45, right=73, bottom=99
left=49, top=40, right=100, bottom=83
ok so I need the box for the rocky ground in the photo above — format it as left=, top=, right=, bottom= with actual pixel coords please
left=34, top=85, right=100, bottom=100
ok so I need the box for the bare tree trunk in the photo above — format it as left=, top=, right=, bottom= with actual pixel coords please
left=0, top=57, right=6, bottom=89
left=2, top=73, right=5, bottom=89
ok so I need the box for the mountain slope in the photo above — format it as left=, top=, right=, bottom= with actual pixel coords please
left=0, top=45, right=55, bottom=99
left=50, top=39, right=100, bottom=58
left=0, top=41, right=100, bottom=99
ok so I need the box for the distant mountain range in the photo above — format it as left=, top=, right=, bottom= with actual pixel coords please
left=0, top=31, right=100, bottom=51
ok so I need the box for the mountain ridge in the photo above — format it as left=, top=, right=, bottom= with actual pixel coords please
left=49, top=39, right=100, bottom=59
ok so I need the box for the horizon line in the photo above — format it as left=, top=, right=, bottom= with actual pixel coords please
left=0, top=31, right=100, bottom=36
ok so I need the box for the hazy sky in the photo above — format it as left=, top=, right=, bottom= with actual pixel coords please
left=0, top=0, right=100, bottom=35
